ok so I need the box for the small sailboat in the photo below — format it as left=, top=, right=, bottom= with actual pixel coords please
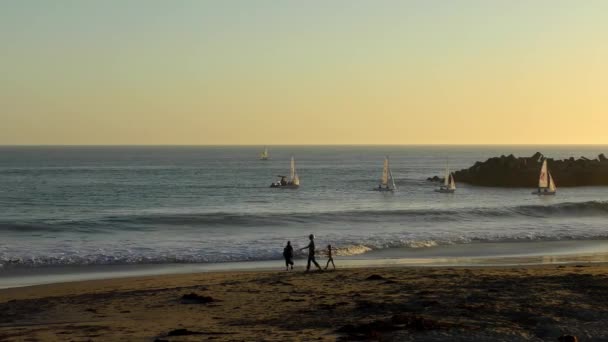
left=532, top=159, right=556, bottom=195
left=270, top=156, right=300, bottom=189
left=259, top=146, right=269, bottom=160
left=374, top=156, right=397, bottom=191
left=436, top=160, right=456, bottom=193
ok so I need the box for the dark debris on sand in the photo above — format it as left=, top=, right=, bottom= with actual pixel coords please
left=163, top=328, right=234, bottom=337
left=179, top=293, right=216, bottom=304
left=167, top=328, right=203, bottom=336
left=337, top=314, right=443, bottom=340
left=365, top=274, right=386, bottom=281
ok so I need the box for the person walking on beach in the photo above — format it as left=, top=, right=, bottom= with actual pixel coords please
left=283, top=241, right=294, bottom=271
left=300, top=234, right=322, bottom=271
left=324, top=244, right=336, bottom=270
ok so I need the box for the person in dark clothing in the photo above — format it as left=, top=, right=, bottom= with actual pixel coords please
left=324, top=244, right=336, bottom=270
left=300, top=234, right=322, bottom=271
left=283, top=241, right=294, bottom=271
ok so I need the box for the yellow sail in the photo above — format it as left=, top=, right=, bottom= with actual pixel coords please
left=381, top=157, right=389, bottom=186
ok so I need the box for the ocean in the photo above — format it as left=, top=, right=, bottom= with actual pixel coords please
left=1, top=146, right=608, bottom=286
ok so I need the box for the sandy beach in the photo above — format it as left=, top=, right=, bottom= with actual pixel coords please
left=1, top=264, right=606, bottom=341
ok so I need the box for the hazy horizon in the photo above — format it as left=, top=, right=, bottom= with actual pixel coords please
left=3, top=143, right=608, bottom=148
left=2, top=1, right=607, bottom=145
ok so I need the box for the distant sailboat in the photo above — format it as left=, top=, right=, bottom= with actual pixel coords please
left=259, top=146, right=269, bottom=160
left=374, top=156, right=396, bottom=191
left=270, top=156, right=300, bottom=188
left=436, top=160, right=456, bottom=193
left=532, top=159, right=556, bottom=195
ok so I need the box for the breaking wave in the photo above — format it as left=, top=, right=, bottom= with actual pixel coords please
left=2, top=201, right=608, bottom=270
left=4, top=233, right=608, bottom=270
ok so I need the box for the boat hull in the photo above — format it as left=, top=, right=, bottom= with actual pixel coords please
left=270, top=184, right=299, bottom=189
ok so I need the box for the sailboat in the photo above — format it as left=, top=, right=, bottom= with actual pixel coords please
left=374, top=156, right=397, bottom=191
left=270, top=156, right=300, bottom=189
left=532, top=159, right=556, bottom=195
left=435, top=160, right=456, bottom=193
left=259, top=146, right=269, bottom=160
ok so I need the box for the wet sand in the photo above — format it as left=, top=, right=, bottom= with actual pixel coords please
left=1, top=264, right=607, bottom=341
left=5, top=239, right=608, bottom=290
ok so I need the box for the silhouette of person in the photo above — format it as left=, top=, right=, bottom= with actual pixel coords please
left=325, top=244, right=335, bottom=270
left=300, top=234, right=322, bottom=271
left=283, top=241, right=294, bottom=271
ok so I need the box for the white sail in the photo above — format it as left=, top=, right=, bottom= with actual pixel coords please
left=381, top=157, right=389, bottom=186
left=538, top=160, right=549, bottom=188
left=548, top=172, right=556, bottom=192
left=290, top=156, right=296, bottom=181
left=293, top=172, right=300, bottom=186
left=444, top=160, right=450, bottom=186
left=388, top=167, right=397, bottom=190
left=448, top=173, right=456, bottom=191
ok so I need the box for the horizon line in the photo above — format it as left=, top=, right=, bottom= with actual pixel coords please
left=1, top=143, right=608, bottom=147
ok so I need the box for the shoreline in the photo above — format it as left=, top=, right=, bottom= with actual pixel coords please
left=3, top=239, right=608, bottom=289
left=2, top=264, right=608, bottom=341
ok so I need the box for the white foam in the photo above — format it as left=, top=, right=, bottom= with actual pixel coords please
left=334, top=245, right=372, bottom=256
left=404, top=240, right=439, bottom=248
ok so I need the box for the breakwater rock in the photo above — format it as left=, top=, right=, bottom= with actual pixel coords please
left=428, top=152, right=608, bottom=187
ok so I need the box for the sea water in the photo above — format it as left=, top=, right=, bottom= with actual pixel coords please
left=1, top=146, right=608, bottom=284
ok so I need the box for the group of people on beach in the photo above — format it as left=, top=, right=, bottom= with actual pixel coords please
left=282, top=234, right=335, bottom=272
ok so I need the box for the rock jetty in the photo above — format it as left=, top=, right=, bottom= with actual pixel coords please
left=428, top=152, right=608, bottom=187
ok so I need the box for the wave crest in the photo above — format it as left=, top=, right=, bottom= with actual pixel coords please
left=2, top=201, right=608, bottom=232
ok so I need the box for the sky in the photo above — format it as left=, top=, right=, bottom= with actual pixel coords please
left=1, top=1, right=607, bottom=145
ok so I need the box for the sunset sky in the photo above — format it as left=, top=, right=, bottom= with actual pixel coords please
left=1, top=1, right=607, bottom=145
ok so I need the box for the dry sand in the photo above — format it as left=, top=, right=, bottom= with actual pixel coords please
left=1, top=264, right=607, bottom=341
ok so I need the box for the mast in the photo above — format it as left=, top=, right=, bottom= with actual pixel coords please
left=290, top=156, right=295, bottom=182
left=444, top=159, right=450, bottom=187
